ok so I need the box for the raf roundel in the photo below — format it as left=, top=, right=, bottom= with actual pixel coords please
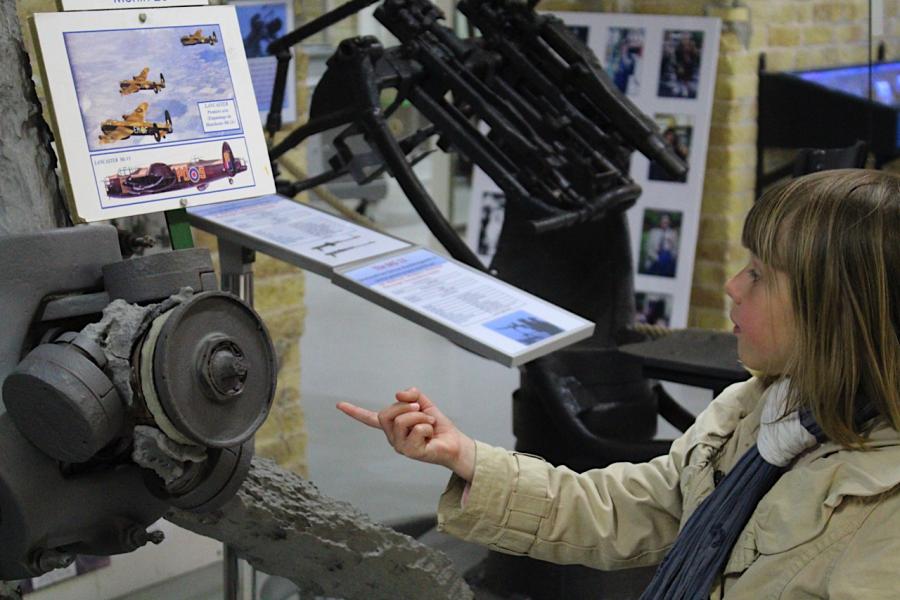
left=188, top=166, right=201, bottom=183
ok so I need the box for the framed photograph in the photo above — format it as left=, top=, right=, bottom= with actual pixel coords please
left=232, top=0, right=296, bottom=125
left=648, top=113, right=692, bottom=182
left=638, top=208, right=682, bottom=278
left=657, top=29, right=704, bottom=99
left=635, top=291, right=673, bottom=327
left=604, top=27, right=644, bottom=96
left=32, top=6, right=275, bottom=222
left=566, top=24, right=590, bottom=45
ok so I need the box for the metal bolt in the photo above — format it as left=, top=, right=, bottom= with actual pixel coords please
left=126, top=526, right=165, bottom=549
left=139, top=13, right=147, bottom=23
left=148, top=530, right=166, bottom=545
left=179, top=198, right=188, bottom=208
left=33, top=549, right=75, bottom=573
left=199, top=337, right=249, bottom=401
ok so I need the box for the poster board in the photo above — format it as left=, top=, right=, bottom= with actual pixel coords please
left=31, top=6, right=275, bottom=223
left=230, top=0, right=297, bottom=125
left=467, top=13, right=720, bottom=329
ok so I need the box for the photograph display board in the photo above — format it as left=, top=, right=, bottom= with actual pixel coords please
left=467, top=13, right=720, bottom=328
left=230, top=0, right=296, bottom=125
left=333, top=248, right=594, bottom=367
left=187, top=195, right=410, bottom=276
left=32, top=6, right=275, bottom=222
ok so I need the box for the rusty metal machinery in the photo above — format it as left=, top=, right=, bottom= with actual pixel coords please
left=0, top=225, right=276, bottom=580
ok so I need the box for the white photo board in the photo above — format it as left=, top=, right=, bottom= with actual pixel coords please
left=467, top=13, right=720, bottom=329
left=32, top=6, right=275, bottom=222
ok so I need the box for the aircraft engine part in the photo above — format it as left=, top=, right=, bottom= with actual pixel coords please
left=0, top=226, right=277, bottom=580
left=135, top=292, right=276, bottom=448
left=102, top=247, right=218, bottom=304
left=3, top=331, right=124, bottom=463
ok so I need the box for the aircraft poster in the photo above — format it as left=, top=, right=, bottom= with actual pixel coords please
left=32, top=6, right=274, bottom=222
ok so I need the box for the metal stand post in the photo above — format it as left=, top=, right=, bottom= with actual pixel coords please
left=218, top=237, right=257, bottom=600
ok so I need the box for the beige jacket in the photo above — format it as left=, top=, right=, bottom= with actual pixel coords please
left=437, top=378, right=900, bottom=599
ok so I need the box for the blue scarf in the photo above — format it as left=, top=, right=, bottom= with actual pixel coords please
left=640, top=411, right=823, bottom=599
left=641, top=394, right=873, bottom=599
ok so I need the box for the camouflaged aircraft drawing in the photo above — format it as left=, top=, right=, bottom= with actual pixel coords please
left=98, top=102, right=173, bottom=144
left=180, top=29, right=218, bottom=46
left=104, top=141, right=247, bottom=197
left=119, top=68, right=166, bottom=95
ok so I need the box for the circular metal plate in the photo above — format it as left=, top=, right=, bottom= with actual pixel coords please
left=152, top=292, right=276, bottom=447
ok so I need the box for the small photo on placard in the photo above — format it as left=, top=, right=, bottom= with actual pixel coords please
left=605, top=27, right=644, bottom=96
left=657, top=29, right=704, bottom=99
left=638, top=208, right=682, bottom=278
left=475, top=190, right=506, bottom=261
left=648, top=113, right=692, bottom=183
left=566, top=24, right=590, bottom=44
left=635, top=291, right=673, bottom=328
left=483, top=310, right=564, bottom=346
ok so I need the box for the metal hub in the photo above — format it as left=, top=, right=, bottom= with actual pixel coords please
left=199, top=336, right=249, bottom=400
left=149, top=292, right=276, bottom=447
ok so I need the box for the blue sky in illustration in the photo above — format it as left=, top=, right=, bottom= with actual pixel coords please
left=64, top=25, right=237, bottom=152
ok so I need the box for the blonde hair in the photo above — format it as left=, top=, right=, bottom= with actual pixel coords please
left=742, top=169, right=900, bottom=446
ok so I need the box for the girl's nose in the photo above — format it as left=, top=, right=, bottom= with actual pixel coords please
left=724, top=273, right=740, bottom=303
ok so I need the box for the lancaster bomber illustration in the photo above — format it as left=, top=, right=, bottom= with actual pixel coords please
left=104, top=142, right=247, bottom=197
left=98, top=102, right=173, bottom=144
left=119, top=68, right=166, bottom=95
left=181, top=29, right=217, bottom=46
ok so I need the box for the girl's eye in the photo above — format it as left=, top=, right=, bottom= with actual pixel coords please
left=747, top=268, right=761, bottom=282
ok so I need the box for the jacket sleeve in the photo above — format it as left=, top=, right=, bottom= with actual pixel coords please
left=436, top=379, right=760, bottom=571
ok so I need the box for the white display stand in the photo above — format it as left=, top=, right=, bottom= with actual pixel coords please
left=189, top=195, right=594, bottom=367
left=467, top=13, right=721, bottom=329
left=31, top=6, right=275, bottom=222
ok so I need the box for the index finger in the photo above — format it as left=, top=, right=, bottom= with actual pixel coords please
left=336, top=401, right=380, bottom=429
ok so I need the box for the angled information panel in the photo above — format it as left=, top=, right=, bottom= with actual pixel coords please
left=333, top=248, right=594, bottom=367
left=187, top=195, right=410, bottom=276
left=188, top=195, right=594, bottom=366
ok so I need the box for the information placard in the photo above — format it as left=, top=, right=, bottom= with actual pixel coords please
left=187, top=195, right=411, bottom=276
left=333, top=248, right=595, bottom=367
left=32, top=6, right=274, bottom=222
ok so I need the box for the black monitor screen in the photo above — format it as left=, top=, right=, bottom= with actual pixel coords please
left=794, top=62, right=900, bottom=107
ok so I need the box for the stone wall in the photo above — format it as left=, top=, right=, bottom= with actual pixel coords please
left=546, top=0, right=898, bottom=330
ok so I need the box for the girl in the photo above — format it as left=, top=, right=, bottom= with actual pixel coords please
left=338, top=169, right=900, bottom=599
